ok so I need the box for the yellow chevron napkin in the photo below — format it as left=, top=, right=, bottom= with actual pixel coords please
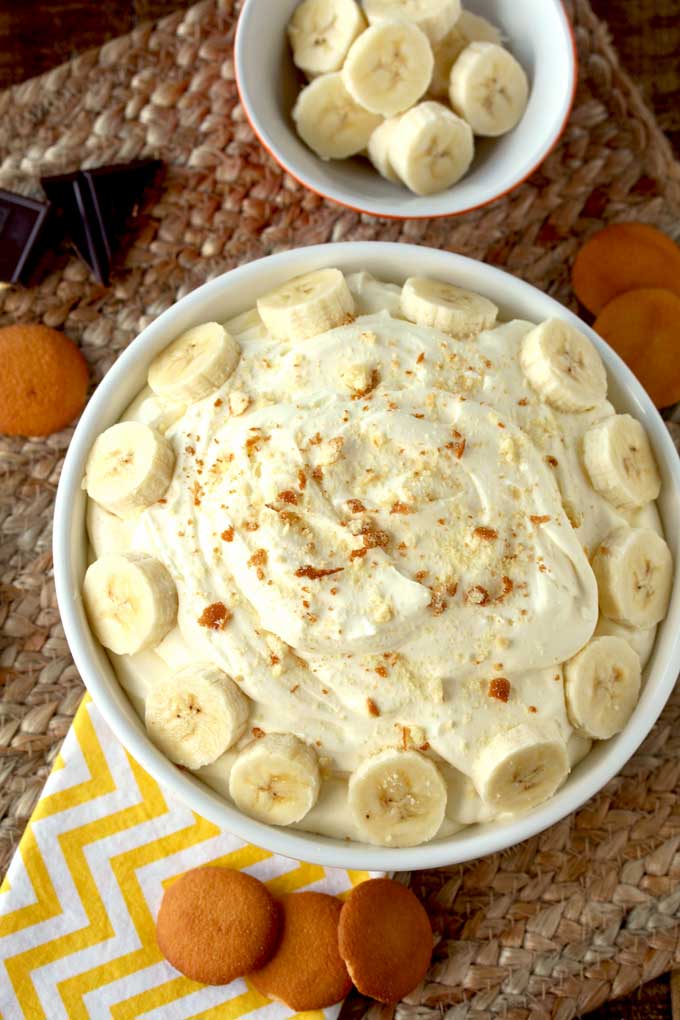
left=0, top=696, right=374, bottom=1020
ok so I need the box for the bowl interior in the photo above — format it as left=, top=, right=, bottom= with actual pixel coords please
left=55, top=243, right=680, bottom=871
left=235, top=0, right=576, bottom=218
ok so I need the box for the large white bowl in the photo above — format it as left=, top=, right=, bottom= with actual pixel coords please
left=234, top=0, right=577, bottom=219
left=54, top=242, right=680, bottom=871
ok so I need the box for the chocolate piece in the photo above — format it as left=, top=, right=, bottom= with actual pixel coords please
left=41, top=172, right=99, bottom=280
left=0, top=190, right=53, bottom=285
left=41, top=160, right=162, bottom=285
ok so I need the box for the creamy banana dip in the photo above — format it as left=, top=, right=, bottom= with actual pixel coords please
left=82, top=268, right=673, bottom=847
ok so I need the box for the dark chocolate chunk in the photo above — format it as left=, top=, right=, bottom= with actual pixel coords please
left=41, top=171, right=101, bottom=280
left=0, top=189, right=54, bottom=285
left=41, top=160, right=162, bottom=285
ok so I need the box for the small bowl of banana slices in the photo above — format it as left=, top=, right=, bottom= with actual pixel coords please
left=235, top=0, right=576, bottom=217
left=54, top=242, right=680, bottom=871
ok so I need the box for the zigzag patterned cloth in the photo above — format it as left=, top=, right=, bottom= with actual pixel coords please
left=0, top=697, right=374, bottom=1020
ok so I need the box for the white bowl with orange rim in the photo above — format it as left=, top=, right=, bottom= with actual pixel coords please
left=234, top=0, right=577, bottom=219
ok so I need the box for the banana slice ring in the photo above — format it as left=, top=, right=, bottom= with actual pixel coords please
left=342, top=21, right=434, bottom=117
left=564, top=636, right=641, bottom=740
left=293, top=73, right=382, bottom=160
left=401, top=274, right=497, bottom=336
left=592, top=527, right=673, bottom=628
left=367, top=116, right=404, bottom=183
left=85, top=421, right=175, bottom=519
left=472, top=725, right=569, bottom=813
left=229, top=732, right=321, bottom=825
left=145, top=665, right=250, bottom=770
left=583, top=413, right=661, bottom=510
left=148, top=322, right=240, bottom=403
left=520, top=318, right=607, bottom=412
left=449, top=40, right=529, bottom=137
left=388, top=102, right=475, bottom=197
left=362, top=0, right=461, bottom=44
left=83, top=552, right=178, bottom=656
left=347, top=748, right=447, bottom=847
left=288, top=0, right=366, bottom=76
left=430, top=11, right=502, bottom=99
left=257, top=268, right=356, bottom=341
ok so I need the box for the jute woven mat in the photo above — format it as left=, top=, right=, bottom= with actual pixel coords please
left=1, top=1, right=680, bottom=1016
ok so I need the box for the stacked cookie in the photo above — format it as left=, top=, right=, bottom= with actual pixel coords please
left=157, top=868, right=433, bottom=1008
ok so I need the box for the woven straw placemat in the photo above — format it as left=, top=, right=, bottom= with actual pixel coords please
left=1, top=1, right=680, bottom=1016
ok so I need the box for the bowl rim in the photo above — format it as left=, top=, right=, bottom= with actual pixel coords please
left=233, top=0, right=579, bottom=220
left=54, top=241, right=680, bottom=871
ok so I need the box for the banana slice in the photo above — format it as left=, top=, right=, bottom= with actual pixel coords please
left=288, top=0, right=366, bottom=76
left=472, top=725, right=569, bottom=813
left=583, top=414, right=661, bottom=510
left=595, top=615, right=656, bottom=669
left=84, top=421, right=175, bottom=519
left=123, top=388, right=187, bottom=435
left=228, top=732, right=321, bottom=825
left=293, top=72, right=382, bottom=159
left=449, top=41, right=529, bottom=137
left=592, top=527, right=673, bottom=628
left=367, top=116, right=403, bottom=183
left=430, top=11, right=502, bottom=99
left=388, top=101, right=474, bottom=195
left=520, top=319, right=607, bottom=412
left=147, top=322, right=240, bottom=403
left=444, top=766, right=496, bottom=825
left=83, top=553, right=178, bottom=655
left=257, top=268, right=355, bottom=341
left=342, top=21, right=434, bottom=117
left=347, top=748, right=447, bottom=847
left=564, top=635, right=641, bottom=740
left=145, top=665, right=249, bottom=770
left=401, top=275, right=497, bottom=337
left=86, top=501, right=137, bottom=557
left=363, top=0, right=461, bottom=44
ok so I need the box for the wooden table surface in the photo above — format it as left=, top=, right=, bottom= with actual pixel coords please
left=0, top=3, right=678, bottom=1020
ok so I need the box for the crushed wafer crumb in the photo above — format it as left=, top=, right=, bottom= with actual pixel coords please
left=488, top=677, right=511, bottom=702
left=198, top=602, right=231, bottom=630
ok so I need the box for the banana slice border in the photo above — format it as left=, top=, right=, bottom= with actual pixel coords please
left=583, top=413, right=662, bottom=510
left=145, top=664, right=250, bottom=770
left=592, top=526, right=673, bottom=628
left=347, top=747, right=447, bottom=847
left=83, top=552, right=178, bottom=656
left=564, top=635, right=641, bottom=741
left=84, top=421, right=176, bottom=520
left=472, top=725, right=570, bottom=815
left=229, top=732, right=321, bottom=826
